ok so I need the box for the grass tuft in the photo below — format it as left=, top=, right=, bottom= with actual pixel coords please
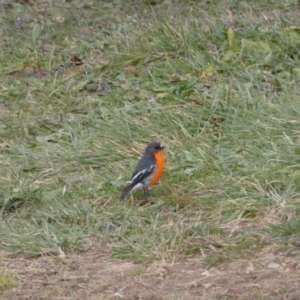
left=0, top=270, right=18, bottom=290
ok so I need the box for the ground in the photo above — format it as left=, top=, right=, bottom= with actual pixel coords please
left=1, top=246, right=300, bottom=300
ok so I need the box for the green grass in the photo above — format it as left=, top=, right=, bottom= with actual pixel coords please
left=1, top=0, right=300, bottom=265
left=0, top=270, right=17, bottom=290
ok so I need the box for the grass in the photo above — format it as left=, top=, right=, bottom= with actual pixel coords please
left=0, top=270, right=17, bottom=290
left=0, top=0, right=300, bottom=266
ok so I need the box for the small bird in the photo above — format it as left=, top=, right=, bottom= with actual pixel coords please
left=120, top=141, right=166, bottom=201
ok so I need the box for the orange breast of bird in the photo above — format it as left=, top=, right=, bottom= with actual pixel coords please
left=150, top=150, right=165, bottom=186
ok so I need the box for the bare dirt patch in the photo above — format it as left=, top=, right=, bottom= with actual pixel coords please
left=1, top=245, right=300, bottom=300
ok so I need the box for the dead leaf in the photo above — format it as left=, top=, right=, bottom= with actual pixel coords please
left=170, top=73, right=181, bottom=81
left=55, top=16, right=65, bottom=24
left=71, top=56, right=83, bottom=66
left=125, top=65, right=136, bottom=74
left=200, top=65, right=214, bottom=79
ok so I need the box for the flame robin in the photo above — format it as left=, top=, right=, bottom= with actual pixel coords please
left=120, top=142, right=165, bottom=200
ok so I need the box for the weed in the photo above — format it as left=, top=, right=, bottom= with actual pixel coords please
left=0, top=270, right=17, bottom=290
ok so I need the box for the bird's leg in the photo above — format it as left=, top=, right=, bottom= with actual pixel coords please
left=143, top=187, right=151, bottom=198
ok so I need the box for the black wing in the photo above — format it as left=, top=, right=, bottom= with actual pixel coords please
left=131, top=164, right=156, bottom=185
left=120, top=164, right=156, bottom=201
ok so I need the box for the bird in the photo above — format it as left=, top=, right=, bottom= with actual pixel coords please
left=120, top=141, right=166, bottom=201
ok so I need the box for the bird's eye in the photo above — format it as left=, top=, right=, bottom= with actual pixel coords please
left=154, top=144, right=164, bottom=150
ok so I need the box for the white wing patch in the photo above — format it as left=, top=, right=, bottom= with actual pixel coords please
left=131, top=164, right=156, bottom=185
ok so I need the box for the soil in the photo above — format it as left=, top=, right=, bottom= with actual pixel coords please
left=1, top=245, right=300, bottom=300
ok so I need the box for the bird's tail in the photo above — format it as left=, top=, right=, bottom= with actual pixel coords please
left=120, top=182, right=136, bottom=201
